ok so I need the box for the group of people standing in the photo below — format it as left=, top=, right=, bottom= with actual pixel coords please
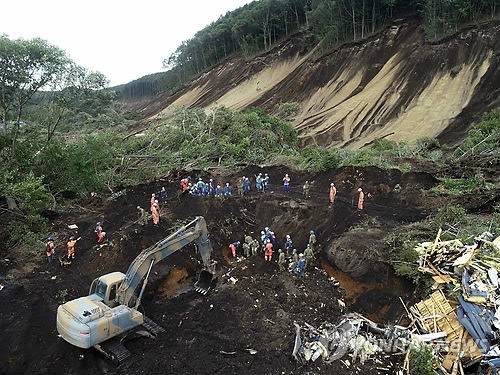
left=45, top=221, right=103, bottom=264
left=180, top=174, right=366, bottom=210
left=229, top=227, right=318, bottom=276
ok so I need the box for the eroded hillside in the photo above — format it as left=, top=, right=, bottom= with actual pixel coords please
left=130, top=17, right=500, bottom=149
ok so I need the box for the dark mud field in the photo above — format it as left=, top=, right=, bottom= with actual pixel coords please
left=2, top=165, right=490, bottom=375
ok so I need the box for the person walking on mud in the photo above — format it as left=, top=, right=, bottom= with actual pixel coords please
left=230, top=241, right=240, bottom=258
left=309, top=230, right=317, bottom=250
left=283, top=174, right=290, bottom=192
left=237, top=178, right=244, bottom=197
left=251, top=238, right=259, bottom=256
left=152, top=202, right=160, bottom=226
left=137, top=206, right=148, bottom=226
left=284, top=234, right=293, bottom=257
left=243, top=241, right=250, bottom=257
left=357, top=188, right=365, bottom=210
left=67, top=236, right=81, bottom=260
left=265, top=240, right=273, bottom=261
left=278, top=249, right=286, bottom=271
left=150, top=193, right=156, bottom=212
left=303, top=181, right=311, bottom=199
left=45, top=237, right=56, bottom=263
left=304, top=244, right=315, bottom=270
left=160, top=187, right=168, bottom=203
left=95, top=222, right=104, bottom=243
left=329, top=183, right=337, bottom=204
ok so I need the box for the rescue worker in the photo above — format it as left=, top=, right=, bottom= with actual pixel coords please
left=243, top=177, right=251, bottom=194
left=256, top=173, right=263, bottom=193
left=95, top=222, right=104, bottom=243
left=196, top=178, right=205, bottom=196
left=303, top=181, right=310, bottom=199
left=260, top=230, right=267, bottom=244
left=358, top=188, right=364, bottom=210
left=152, top=202, right=160, bottom=226
left=209, top=179, right=216, bottom=195
left=137, top=206, right=148, bottom=226
left=264, top=240, right=273, bottom=261
left=237, top=178, right=244, bottom=197
left=242, top=241, right=250, bottom=257
left=150, top=193, right=156, bottom=211
left=189, top=183, right=197, bottom=195
left=290, top=249, right=299, bottom=270
left=263, top=173, right=269, bottom=191
left=284, top=235, right=293, bottom=257
left=251, top=238, right=259, bottom=256
left=160, top=187, right=168, bottom=202
left=294, top=254, right=306, bottom=276
left=393, top=184, right=401, bottom=193
left=270, top=231, right=276, bottom=245
left=46, top=237, right=56, bottom=263
left=329, top=183, right=337, bottom=204
left=283, top=174, right=290, bottom=192
left=180, top=176, right=191, bottom=192
left=202, top=182, right=209, bottom=196
left=244, top=234, right=253, bottom=245
left=278, top=249, right=286, bottom=272
left=224, top=183, right=232, bottom=197
left=309, top=230, right=317, bottom=250
left=67, top=236, right=81, bottom=260
left=304, top=244, right=315, bottom=269
left=215, top=185, right=223, bottom=199
left=229, top=241, right=240, bottom=258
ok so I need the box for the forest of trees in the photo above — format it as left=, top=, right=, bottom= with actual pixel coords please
left=117, top=0, right=499, bottom=100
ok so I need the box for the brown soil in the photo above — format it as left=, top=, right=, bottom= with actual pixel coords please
left=126, top=17, right=500, bottom=150
left=1, top=165, right=496, bottom=375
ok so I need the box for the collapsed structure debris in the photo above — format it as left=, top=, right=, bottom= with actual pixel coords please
left=404, top=228, right=500, bottom=374
left=292, top=313, right=410, bottom=367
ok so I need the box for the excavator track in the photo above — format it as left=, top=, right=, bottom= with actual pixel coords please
left=94, top=338, right=131, bottom=364
left=142, top=316, right=165, bottom=336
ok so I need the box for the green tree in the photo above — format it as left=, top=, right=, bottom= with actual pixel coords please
left=0, top=36, right=68, bottom=157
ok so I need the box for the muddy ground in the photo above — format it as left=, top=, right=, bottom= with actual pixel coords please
left=1, top=165, right=498, bottom=375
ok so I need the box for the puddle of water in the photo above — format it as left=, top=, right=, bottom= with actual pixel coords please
left=158, top=266, right=190, bottom=297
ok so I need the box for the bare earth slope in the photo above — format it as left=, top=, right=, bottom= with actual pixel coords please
left=130, top=17, right=500, bottom=149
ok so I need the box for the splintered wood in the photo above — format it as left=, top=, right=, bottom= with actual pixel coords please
left=410, top=290, right=482, bottom=367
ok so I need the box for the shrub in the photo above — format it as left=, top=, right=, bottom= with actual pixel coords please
left=409, top=345, right=435, bottom=375
left=433, top=204, right=467, bottom=228
left=459, top=109, right=500, bottom=155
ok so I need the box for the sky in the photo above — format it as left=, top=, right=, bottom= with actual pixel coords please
left=1, top=0, right=253, bottom=86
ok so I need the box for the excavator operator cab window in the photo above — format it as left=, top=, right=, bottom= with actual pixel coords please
left=90, top=279, right=107, bottom=300
left=108, top=284, right=117, bottom=301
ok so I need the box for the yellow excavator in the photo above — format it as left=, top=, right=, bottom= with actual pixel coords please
left=56, top=216, right=216, bottom=362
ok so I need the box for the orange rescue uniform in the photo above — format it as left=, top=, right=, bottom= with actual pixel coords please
left=329, top=186, right=337, bottom=203
left=358, top=191, right=365, bottom=210
left=150, top=196, right=155, bottom=212
left=152, top=206, right=160, bottom=225
left=96, top=225, right=103, bottom=243
left=46, top=241, right=55, bottom=257
left=265, top=242, right=273, bottom=261
left=230, top=243, right=237, bottom=257
left=67, top=239, right=78, bottom=259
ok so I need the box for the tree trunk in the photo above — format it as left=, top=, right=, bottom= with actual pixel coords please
left=352, top=0, right=356, bottom=40
left=372, top=0, right=376, bottom=33
left=362, top=0, right=365, bottom=39
left=11, top=107, right=22, bottom=159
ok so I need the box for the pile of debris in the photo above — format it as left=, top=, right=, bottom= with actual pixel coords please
left=292, top=313, right=414, bottom=371
left=406, top=229, right=500, bottom=374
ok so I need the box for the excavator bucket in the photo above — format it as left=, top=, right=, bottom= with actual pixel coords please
left=194, top=270, right=215, bottom=295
